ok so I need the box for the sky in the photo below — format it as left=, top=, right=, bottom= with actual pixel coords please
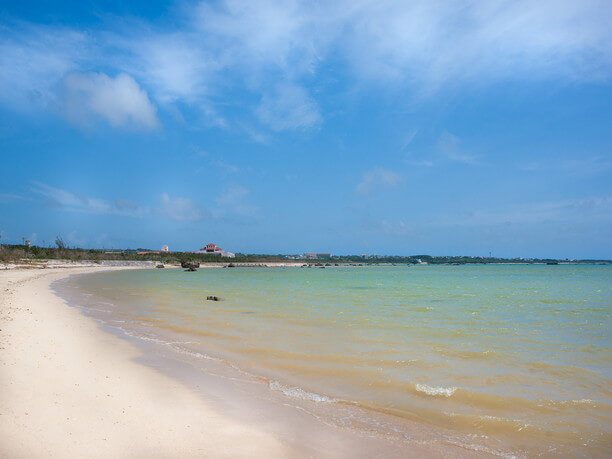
left=1, top=0, right=611, bottom=258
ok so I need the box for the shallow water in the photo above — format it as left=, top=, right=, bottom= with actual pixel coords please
left=63, top=265, right=612, bottom=456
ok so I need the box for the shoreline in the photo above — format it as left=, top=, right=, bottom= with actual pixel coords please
left=2, top=259, right=607, bottom=273
left=0, top=267, right=292, bottom=458
left=1, top=266, right=485, bottom=457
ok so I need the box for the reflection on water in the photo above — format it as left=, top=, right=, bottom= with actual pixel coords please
left=67, top=265, right=611, bottom=457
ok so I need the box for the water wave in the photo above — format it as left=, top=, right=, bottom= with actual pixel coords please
left=415, top=383, right=457, bottom=397
left=269, top=380, right=335, bottom=403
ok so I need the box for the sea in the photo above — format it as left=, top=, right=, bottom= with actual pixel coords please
left=56, top=264, right=611, bottom=457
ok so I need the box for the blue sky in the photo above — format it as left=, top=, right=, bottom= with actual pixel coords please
left=1, top=0, right=611, bottom=258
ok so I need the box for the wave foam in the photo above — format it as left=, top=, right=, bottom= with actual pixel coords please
left=415, top=383, right=457, bottom=397
left=269, top=381, right=334, bottom=403
left=167, top=343, right=216, bottom=361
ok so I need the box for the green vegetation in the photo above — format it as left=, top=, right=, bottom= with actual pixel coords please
left=0, top=243, right=608, bottom=265
left=330, top=254, right=610, bottom=264
left=0, top=244, right=286, bottom=264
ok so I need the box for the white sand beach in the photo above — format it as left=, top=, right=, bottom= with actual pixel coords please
left=0, top=267, right=292, bottom=458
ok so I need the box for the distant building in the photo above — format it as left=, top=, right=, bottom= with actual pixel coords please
left=194, top=243, right=235, bottom=258
left=199, top=243, right=223, bottom=254
left=303, top=252, right=332, bottom=259
left=161, top=245, right=169, bottom=252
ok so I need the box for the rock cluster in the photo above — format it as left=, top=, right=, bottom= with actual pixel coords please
left=181, top=261, right=200, bottom=271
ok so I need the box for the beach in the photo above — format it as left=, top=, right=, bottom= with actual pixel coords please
left=0, top=267, right=295, bottom=457
left=0, top=266, right=486, bottom=458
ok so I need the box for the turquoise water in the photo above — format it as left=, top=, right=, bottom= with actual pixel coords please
left=69, top=264, right=612, bottom=456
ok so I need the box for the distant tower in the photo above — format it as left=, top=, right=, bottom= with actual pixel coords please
left=25, top=240, right=31, bottom=247
left=161, top=245, right=169, bottom=252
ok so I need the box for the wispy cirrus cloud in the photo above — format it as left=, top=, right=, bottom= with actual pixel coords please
left=357, top=168, right=402, bottom=195
left=1, top=1, right=610, bottom=133
left=31, top=182, right=208, bottom=222
left=256, top=83, right=321, bottom=131
left=159, top=193, right=208, bottom=222
left=0, top=193, right=30, bottom=203
left=404, top=131, right=481, bottom=167
left=215, top=185, right=260, bottom=219
left=0, top=24, right=88, bottom=109
left=32, top=182, right=150, bottom=217
left=436, top=132, right=481, bottom=165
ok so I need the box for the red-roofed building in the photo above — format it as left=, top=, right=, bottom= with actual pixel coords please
left=201, top=243, right=222, bottom=253
left=193, top=243, right=235, bottom=258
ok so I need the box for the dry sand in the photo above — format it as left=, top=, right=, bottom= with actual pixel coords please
left=0, top=267, right=291, bottom=458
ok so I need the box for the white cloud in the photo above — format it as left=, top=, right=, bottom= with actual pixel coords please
left=124, top=33, right=216, bottom=104
left=1, top=1, right=611, bottom=130
left=0, top=193, right=29, bottom=203
left=357, top=168, right=402, bottom=195
left=436, top=132, right=481, bottom=165
left=62, top=72, right=158, bottom=129
left=194, top=0, right=326, bottom=74
left=216, top=185, right=249, bottom=206
left=188, top=0, right=612, bottom=91
left=215, top=185, right=259, bottom=219
left=31, top=183, right=210, bottom=222
left=0, top=26, right=88, bottom=109
left=32, top=182, right=149, bottom=217
left=339, top=0, right=612, bottom=88
left=159, top=193, right=207, bottom=222
left=212, top=159, right=239, bottom=174
left=256, top=83, right=321, bottom=131
left=406, top=159, right=434, bottom=167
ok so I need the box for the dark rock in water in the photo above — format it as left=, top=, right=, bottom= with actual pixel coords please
left=156, top=264, right=165, bottom=268
left=181, top=261, right=200, bottom=269
left=185, top=267, right=197, bottom=272
left=227, top=263, right=235, bottom=268
left=206, top=295, right=219, bottom=301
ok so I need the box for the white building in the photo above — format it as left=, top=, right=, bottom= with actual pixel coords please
left=193, top=243, right=235, bottom=258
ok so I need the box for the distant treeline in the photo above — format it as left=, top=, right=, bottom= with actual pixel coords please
left=0, top=244, right=609, bottom=265
left=0, top=244, right=282, bottom=264
left=338, top=254, right=610, bottom=264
